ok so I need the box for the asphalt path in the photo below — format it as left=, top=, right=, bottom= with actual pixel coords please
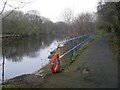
left=40, top=33, right=118, bottom=88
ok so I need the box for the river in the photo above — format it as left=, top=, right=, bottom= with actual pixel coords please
left=0, top=34, right=64, bottom=80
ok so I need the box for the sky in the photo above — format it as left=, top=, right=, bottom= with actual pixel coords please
left=0, top=0, right=98, bottom=22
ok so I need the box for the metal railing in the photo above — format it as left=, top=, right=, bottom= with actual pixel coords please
left=58, top=32, right=94, bottom=64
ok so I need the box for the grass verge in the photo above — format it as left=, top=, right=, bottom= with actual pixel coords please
left=109, top=34, right=119, bottom=53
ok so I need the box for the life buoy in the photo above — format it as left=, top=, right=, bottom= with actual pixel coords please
left=51, top=52, right=59, bottom=74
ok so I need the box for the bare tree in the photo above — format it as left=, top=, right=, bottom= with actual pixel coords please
left=62, top=8, right=74, bottom=24
left=0, top=0, right=7, bottom=15
left=61, top=8, right=76, bottom=38
left=0, top=0, right=36, bottom=19
left=72, top=13, right=96, bottom=36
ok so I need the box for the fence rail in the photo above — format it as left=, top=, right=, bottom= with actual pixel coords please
left=58, top=32, right=94, bottom=63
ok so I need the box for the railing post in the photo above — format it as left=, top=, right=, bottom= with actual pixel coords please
left=76, top=37, right=78, bottom=52
left=92, top=33, right=94, bottom=40
left=86, top=34, right=88, bottom=42
left=79, top=37, right=81, bottom=47
left=69, top=39, right=73, bottom=64
left=89, top=33, right=93, bottom=40
left=79, top=37, right=80, bottom=41
left=88, top=33, right=90, bottom=40
left=82, top=35, right=84, bottom=44
left=85, top=34, right=87, bottom=42
left=86, top=34, right=87, bottom=40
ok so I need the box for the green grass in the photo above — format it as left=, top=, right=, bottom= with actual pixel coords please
left=109, top=34, right=119, bottom=53
left=72, top=43, right=90, bottom=60
left=58, top=31, right=105, bottom=72
left=94, top=31, right=105, bottom=40
left=59, top=41, right=92, bottom=72
left=52, top=31, right=105, bottom=72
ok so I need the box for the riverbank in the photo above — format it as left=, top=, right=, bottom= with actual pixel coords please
left=2, top=31, right=108, bottom=88
left=2, top=44, right=91, bottom=88
left=39, top=33, right=118, bottom=88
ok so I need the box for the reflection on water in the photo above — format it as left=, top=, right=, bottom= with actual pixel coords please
left=3, top=35, right=56, bottom=62
left=1, top=34, right=63, bottom=80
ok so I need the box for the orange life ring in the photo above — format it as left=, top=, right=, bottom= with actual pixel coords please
left=51, top=52, right=59, bottom=74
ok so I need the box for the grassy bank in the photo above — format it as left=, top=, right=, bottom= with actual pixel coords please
left=109, top=34, right=119, bottom=53
left=2, top=31, right=105, bottom=88
left=39, top=31, right=108, bottom=88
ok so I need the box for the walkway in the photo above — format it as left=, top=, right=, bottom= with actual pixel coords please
left=40, top=33, right=118, bottom=88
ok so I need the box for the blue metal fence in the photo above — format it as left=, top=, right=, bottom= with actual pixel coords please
left=59, top=32, right=94, bottom=64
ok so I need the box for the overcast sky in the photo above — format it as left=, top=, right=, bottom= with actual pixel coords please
left=0, top=0, right=98, bottom=22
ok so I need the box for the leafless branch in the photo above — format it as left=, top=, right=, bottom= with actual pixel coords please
left=2, top=8, right=15, bottom=20
left=6, top=0, right=32, bottom=9
left=62, top=31, right=73, bottom=38
left=1, top=0, right=35, bottom=18
left=2, top=1, right=29, bottom=20
left=0, top=0, right=7, bottom=15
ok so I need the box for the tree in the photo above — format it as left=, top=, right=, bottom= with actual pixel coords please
left=61, top=8, right=75, bottom=38
left=0, top=0, right=35, bottom=19
left=61, top=8, right=96, bottom=38
left=73, top=13, right=96, bottom=35
left=2, top=10, right=63, bottom=36
left=62, top=8, right=74, bottom=24
left=97, top=1, right=119, bottom=34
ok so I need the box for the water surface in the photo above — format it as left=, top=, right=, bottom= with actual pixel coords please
left=0, top=35, right=63, bottom=80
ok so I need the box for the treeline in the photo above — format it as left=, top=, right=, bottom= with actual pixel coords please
left=64, top=12, right=96, bottom=38
left=2, top=10, right=96, bottom=38
left=2, top=10, right=66, bottom=36
left=97, top=1, right=120, bottom=36
left=3, top=2, right=119, bottom=39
